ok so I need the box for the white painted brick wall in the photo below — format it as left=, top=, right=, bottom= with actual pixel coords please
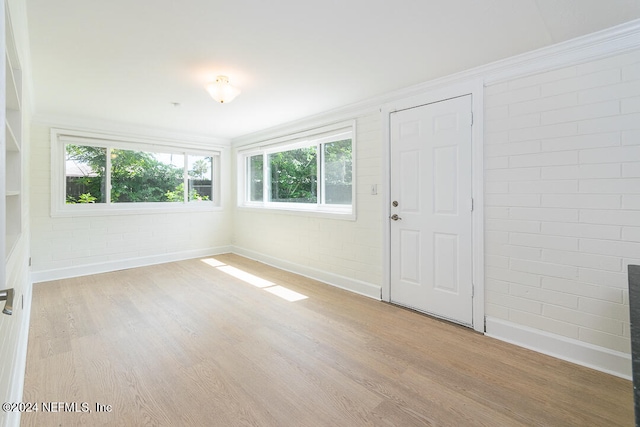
left=485, top=50, right=640, bottom=354
left=29, top=124, right=234, bottom=275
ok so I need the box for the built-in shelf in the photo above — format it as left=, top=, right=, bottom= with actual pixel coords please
left=3, top=2, right=22, bottom=263
left=6, top=122, right=18, bottom=152
left=4, top=193, right=20, bottom=260
left=5, top=53, right=20, bottom=111
left=5, top=149, right=20, bottom=195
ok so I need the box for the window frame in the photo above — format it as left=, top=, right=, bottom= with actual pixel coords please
left=51, top=128, right=224, bottom=217
left=237, top=121, right=356, bottom=220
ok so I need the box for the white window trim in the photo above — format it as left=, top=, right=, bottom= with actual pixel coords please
left=237, top=121, right=356, bottom=220
left=51, top=128, right=225, bottom=217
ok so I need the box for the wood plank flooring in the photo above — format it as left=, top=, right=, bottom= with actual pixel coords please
left=22, top=254, right=633, bottom=426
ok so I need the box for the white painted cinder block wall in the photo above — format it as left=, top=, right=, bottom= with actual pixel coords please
left=29, top=123, right=234, bottom=280
left=483, top=50, right=640, bottom=363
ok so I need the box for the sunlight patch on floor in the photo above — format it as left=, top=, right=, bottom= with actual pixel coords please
left=201, top=258, right=309, bottom=302
left=217, top=265, right=274, bottom=288
left=201, top=258, right=226, bottom=268
left=263, top=285, right=308, bottom=302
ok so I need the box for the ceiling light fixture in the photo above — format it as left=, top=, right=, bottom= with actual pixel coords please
left=206, top=75, right=241, bottom=104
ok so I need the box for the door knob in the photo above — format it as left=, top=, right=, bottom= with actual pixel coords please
left=390, top=214, right=402, bottom=221
left=0, top=288, right=14, bottom=315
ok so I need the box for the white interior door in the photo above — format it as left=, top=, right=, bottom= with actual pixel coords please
left=390, top=95, right=473, bottom=326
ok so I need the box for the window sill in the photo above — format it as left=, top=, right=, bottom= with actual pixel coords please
left=237, top=204, right=355, bottom=220
left=51, top=202, right=222, bottom=217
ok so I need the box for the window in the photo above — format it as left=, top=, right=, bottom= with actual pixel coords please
left=268, top=146, right=317, bottom=203
left=53, top=129, right=222, bottom=216
left=239, top=122, right=355, bottom=218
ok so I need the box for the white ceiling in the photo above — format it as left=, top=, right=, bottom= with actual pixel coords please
left=26, top=0, right=640, bottom=140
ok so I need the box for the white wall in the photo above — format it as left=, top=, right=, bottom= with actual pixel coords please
left=232, top=112, right=384, bottom=298
left=483, top=49, right=640, bottom=373
left=29, top=123, right=234, bottom=281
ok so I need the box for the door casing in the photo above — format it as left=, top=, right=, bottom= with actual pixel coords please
left=381, top=79, right=485, bottom=333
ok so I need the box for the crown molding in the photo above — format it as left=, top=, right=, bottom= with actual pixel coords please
left=482, top=18, right=640, bottom=85
left=233, top=18, right=640, bottom=147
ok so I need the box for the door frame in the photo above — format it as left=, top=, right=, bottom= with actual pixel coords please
left=381, top=79, right=485, bottom=333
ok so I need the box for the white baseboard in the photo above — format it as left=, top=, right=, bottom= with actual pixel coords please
left=30, top=245, right=383, bottom=301
left=485, top=316, right=632, bottom=380
left=231, top=246, right=382, bottom=300
left=30, top=246, right=233, bottom=283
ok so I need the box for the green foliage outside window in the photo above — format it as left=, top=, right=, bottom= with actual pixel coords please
left=110, top=149, right=183, bottom=202
left=323, top=139, right=352, bottom=204
left=256, top=139, right=352, bottom=204
left=269, top=147, right=318, bottom=203
left=65, top=144, right=211, bottom=204
left=248, top=155, right=264, bottom=202
left=65, top=144, right=107, bottom=204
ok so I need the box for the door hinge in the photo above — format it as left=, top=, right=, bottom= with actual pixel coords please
left=470, top=198, right=474, bottom=212
left=470, top=112, right=474, bottom=126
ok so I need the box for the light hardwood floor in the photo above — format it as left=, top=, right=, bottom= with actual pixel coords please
left=22, top=254, right=632, bottom=426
